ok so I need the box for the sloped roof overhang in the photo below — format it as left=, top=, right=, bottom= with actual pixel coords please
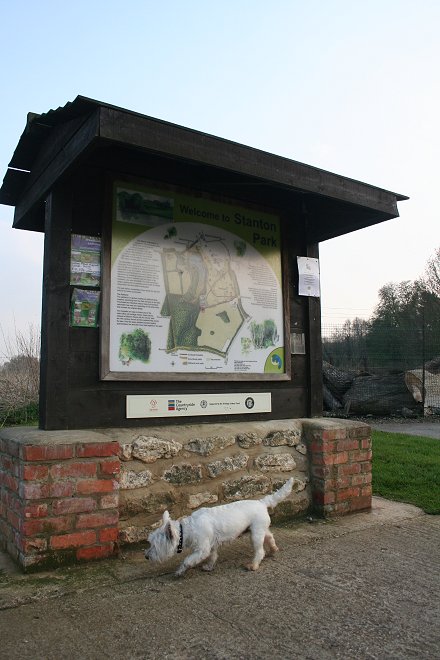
left=0, top=96, right=407, bottom=240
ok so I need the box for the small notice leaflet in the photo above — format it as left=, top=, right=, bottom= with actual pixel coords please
left=105, top=182, right=287, bottom=380
left=71, top=289, right=100, bottom=327
left=70, top=234, right=101, bottom=287
left=297, top=256, right=320, bottom=297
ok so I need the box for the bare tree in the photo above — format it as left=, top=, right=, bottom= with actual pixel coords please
left=0, top=324, right=40, bottom=426
left=423, top=247, right=440, bottom=298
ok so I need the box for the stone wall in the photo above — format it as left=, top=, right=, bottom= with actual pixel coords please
left=0, top=418, right=372, bottom=571
left=111, top=420, right=310, bottom=544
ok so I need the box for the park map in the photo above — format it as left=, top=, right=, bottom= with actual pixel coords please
left=161, top=231, right=248, bottom=357
left=109, top=184, right=284, bottom=376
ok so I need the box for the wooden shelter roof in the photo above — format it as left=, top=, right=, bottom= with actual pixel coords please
left=0, top=96, right=407, bottom=239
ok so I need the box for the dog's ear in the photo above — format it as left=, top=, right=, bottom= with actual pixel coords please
left=162, top=510, right=177, bottom=543
left=165, top=522, right=175, bottom=542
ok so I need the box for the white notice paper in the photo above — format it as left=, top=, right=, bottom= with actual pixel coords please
left=297, top=257, right=320, bottom=297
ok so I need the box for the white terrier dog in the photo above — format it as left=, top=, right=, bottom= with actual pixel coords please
left=145, top=477, right=294, bottom=576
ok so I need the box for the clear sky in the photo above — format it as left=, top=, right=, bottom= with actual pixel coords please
left=0, top=0, right=438, bottom=357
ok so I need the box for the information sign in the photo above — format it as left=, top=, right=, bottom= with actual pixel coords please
left=102, top=182, right=288, bottom=380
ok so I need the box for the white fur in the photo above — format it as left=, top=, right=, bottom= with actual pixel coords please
left=145, top=478, right=293, bottom=576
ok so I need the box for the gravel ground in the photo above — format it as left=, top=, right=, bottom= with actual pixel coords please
left=0, top=498, right=439, bottom=659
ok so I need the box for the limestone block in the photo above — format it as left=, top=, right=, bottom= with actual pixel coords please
left=120, top=443, right=133, bottom=461
left=132, top=436, right=182, bottom=463
left=271, top=490, right=311, bottom=521
left=184, top=435, right=235, bottom=456
left=207, top=454, right=249, bottom=478
left=255, top=453, right=297, bottom=472
left=236, top=432, right=262, bottom=449
left=188, top=492, right=219, bottom=509
left=118, top=525, right=149, bottom=544
left=223, top=475, right=270, bottom=501
left=119, top=490, right=175, bottom=517
left=120, top=468, right=153, bottom=490
left=295, top=443, right=308, bottom=455
left=263, top=429, right=301, bottom=447
left=294, top=478, right=307, bottom=492
left=162, top=463, right=203, bottom=485
left=273, top=477, right=307, bottom=493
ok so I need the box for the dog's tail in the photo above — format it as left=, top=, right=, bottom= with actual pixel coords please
left=260, top=478, right=294, bottom=509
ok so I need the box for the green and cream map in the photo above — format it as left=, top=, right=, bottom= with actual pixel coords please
left=109, top=184, right=285, bottom=376
left=161, top=232, right=248, bottom=356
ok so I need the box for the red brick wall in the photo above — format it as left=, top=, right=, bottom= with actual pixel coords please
left=0, top=432, right=120, bottom=570
left=303, top=419, right=372, bottom=516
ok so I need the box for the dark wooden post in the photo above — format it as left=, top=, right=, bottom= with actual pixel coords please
left=39, top=184, right=72, bottom=429
left=306, top=242, right=323, bottom=416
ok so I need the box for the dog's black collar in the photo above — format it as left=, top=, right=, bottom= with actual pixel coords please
left=177, top=523, right=183, bottom=554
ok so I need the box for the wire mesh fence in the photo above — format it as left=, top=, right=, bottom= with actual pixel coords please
left=322, top=320, right=440, bottom=418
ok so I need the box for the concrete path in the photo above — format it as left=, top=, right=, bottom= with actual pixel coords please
left=1, top=497, right=439, bottom=659
left=370, top=419, right=440, bottom=439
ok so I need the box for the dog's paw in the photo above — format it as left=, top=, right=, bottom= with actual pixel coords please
left=174, top=568, right=186, bottom=578
left=266, top=545, right=280, bottom=556
left=201, top=563, right=215, bottom=572
left=244, top=562, right=259, bottom=571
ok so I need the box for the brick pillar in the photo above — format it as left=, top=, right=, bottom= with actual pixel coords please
left=302, top=419, right=372, bottom=516
left=0, top=429, right=120, bottom=571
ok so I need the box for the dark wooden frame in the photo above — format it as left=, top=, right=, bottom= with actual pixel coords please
left=0, top=96, right=407, bottom=429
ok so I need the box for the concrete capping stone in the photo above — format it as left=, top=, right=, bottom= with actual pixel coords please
left=0, top=427, right=111, bottom=447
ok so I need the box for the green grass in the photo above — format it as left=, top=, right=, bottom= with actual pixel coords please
left=372, top=430, right=440, bottom=514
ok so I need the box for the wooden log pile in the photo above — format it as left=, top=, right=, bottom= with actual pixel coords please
left=323, top=361, right=423, bottom=417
